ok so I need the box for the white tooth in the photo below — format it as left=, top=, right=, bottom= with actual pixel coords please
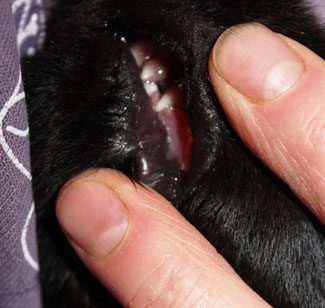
left=144, top=81, right=158, bottom=95
left=155, top=92, right=173, bottom=112
left=166, top=84, right=186, bottom=108
left=129, top=43, right=151, bottom=67
left=155, top=84, right=186, bottom=112
left=141, top=59, right=167, bottom=83
left=144, top=82, right=161, bottom=103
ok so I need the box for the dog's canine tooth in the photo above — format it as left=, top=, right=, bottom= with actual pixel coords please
left=155, top=84, right=187, bottom=111
left=141, top=59, right=167, bottom=83
left=130, top=40, right=153, bottom=66
left=143, top=81, right=161, bottom=102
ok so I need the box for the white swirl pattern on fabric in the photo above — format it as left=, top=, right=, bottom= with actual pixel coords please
left=1, top=0, right=45, bottom=273
left=12, top=0, right=45, bottom=55
left=21, top=203, right=39, bottom=271
left=0, top=73, right=31, bottom=180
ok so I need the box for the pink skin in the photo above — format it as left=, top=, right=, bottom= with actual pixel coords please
left=160, top=107, right=192, bottom=172
left=57, top=169, right=269, bottom=307
left=210, top=24, right=325, bottom=222
left=214, top=25, right=304, bottom=102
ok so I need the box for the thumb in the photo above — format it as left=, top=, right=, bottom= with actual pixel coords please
left=56, top=169, right=268, bottom=307
left=209, top=23, right=325, bottom=223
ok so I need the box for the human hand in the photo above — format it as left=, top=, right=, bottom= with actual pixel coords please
left=209, top=23, right=325, bottom=223
left=56, top=23, right=324, bottom=307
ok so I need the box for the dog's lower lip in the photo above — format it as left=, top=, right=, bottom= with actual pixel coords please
left=129, top=39, right=193, bottom=201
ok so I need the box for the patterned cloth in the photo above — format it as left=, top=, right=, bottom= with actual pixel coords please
left=0, top=1, right=323, bottom=307
left=0, top=1, right=45, bottom=307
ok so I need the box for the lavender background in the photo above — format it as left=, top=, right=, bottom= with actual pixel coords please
left=0, top=1, right=323, bottom=307
left=1, top=1, right=45, bottom=307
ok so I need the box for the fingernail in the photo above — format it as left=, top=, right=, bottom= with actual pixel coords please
left=56, top=181, right=129, bottom=258
left=212, top=23, right=304, bottom=102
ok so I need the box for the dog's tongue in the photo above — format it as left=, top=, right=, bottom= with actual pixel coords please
left=129, top=39, right=193, bottom=200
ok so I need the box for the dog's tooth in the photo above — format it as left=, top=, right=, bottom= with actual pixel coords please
left=155, top=84, right=186, bottom=112
left=144, top=82, right=161, bottom=103
left=129, top=42, right=152, bottom=67
left=141, top=59, right=167, bottom=83
left=155, top=93, right=173, bottom=112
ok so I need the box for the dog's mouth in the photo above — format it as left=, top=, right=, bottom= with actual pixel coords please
left=92, top=31, right=215, bottom=203
left=122, top=38, right=193, bottom=201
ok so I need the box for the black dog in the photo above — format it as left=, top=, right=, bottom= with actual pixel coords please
left=22, top=0, right=325, bottom=307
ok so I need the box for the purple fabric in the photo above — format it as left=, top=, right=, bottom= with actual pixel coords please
left=309, top=0, right=325, bottom=22
left=0, top=1, right=45, bottom=307
left=0, top=1, right=323, bottom=308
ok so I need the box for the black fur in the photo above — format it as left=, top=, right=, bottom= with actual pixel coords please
left=22, top=0, right=325, bottom=307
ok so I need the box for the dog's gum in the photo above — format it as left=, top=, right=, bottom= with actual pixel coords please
left=159, top=107, right=192, bottom=173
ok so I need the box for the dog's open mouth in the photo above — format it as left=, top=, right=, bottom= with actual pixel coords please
left=125, top=38, right=193, bottom=201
